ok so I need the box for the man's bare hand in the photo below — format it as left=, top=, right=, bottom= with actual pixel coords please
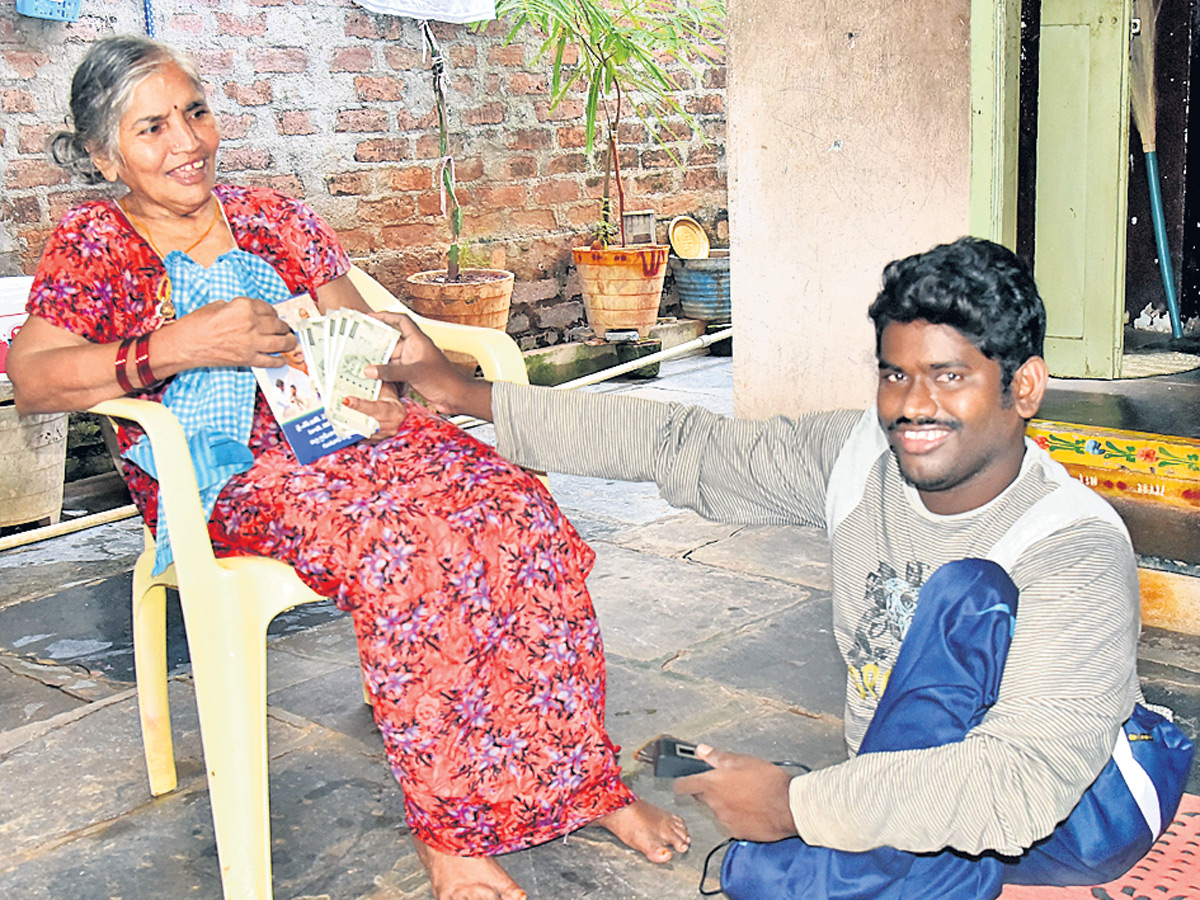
left=674, top=745, right=799, bottom=843
left=363, top=313, right=493, bottom=421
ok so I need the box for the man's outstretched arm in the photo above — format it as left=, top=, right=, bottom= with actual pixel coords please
left=362, top=312, right=855, bottom=528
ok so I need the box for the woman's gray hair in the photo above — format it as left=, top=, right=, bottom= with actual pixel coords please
left=49, top=36, right=205, bottom=184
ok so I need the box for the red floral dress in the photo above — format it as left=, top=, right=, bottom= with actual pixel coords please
left=27, top=185, right=633, bottom=854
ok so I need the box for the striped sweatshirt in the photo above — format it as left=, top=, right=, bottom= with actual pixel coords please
left=492, top=382, right=1142, bottom=857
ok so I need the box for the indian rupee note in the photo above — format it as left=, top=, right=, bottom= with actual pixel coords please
left=327, top=311, right=400, bottom=438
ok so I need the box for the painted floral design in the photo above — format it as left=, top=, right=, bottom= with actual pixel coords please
left=1034, top=429, right=1200, bottom=476
left=1155, top=447, right=1200, bottom=472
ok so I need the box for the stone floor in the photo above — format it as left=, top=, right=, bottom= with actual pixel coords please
left=1, top=354, right=1198, bottom=900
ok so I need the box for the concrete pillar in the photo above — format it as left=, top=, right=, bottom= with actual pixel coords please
left=728, top=0, right=972, bottom=418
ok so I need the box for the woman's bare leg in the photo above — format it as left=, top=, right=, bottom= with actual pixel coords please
left=412, top=836, right=527, bottom=900
left=592, top=798, right=691, bottom=862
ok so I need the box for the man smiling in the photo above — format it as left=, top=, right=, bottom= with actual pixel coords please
left=365, top=237, right=1192, bottom=899
left=877, top=318, right=1036, bottom=513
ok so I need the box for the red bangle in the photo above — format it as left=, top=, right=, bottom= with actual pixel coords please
left=115, top=337, right=136, bottom=394
left=134, top=333, right=157, bottom=388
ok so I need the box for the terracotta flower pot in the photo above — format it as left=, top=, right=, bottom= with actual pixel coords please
left=405, top=268, right=515, bottom=330
left=572, top=245, right=669, bottom=339
left=405, top=269, right=515, bottom=370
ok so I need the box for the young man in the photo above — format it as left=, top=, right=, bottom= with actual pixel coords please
left=357, top=238, right=1191, bottom=899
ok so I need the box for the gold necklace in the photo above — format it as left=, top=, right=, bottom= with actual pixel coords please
left=121, top=197, right=221, bottom=257
left=119, top=197, right=222, bottom=321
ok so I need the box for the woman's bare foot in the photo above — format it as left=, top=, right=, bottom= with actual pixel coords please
left=593, top=798, right=691, bottom=862
left=412, top=836, right=527, bottom=900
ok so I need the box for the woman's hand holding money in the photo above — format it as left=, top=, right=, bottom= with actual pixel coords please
left=163, top=296, right=297, bottom=369
left=346, top=381, right=407, bottom=442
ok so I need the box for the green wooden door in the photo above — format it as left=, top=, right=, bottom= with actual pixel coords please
left=969, top=0, right=1022, bottom=250
left=970, top=0, right=1131, bottom=379
left=1036, top=0, right=1131, bottom=378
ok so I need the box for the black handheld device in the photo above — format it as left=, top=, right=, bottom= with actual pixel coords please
left=635, top=735, right=714, bottom=778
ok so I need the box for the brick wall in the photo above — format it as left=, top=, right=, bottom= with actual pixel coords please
left=0, top=1, right=727, bottom=347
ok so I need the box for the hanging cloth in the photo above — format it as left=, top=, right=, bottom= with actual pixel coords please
left=350, top=0, right=495, bottom=23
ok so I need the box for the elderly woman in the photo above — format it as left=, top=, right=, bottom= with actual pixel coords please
left=8, top=35, right=687, bottom=900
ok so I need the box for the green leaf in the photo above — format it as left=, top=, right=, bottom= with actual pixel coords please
left=551, top=35, right=566, bottom=97
left=485, top=0, right=727, bottom=184
left=584, top=77, right=600, bottom=154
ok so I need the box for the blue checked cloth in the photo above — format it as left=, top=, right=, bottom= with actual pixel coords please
left=123, top=249, right=295, bottom=575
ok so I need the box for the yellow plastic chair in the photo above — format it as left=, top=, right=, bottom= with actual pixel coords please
left=90, top=266, right=529, bottom=900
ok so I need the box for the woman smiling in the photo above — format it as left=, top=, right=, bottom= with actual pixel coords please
left=8, top=35, right=687, bottom=900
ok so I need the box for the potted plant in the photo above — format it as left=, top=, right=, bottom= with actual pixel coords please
left=405, top=21, right=515, bottom=338
left=489, top=0, right=725, bottom=338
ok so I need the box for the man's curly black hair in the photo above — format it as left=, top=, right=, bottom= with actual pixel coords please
left=867, top=237, right=1046, bottom=391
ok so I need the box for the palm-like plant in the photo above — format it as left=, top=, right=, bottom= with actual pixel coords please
left=488, top=0, right=725, bottom=247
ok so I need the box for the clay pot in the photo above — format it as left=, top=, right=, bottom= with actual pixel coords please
left=405, top=269, right=514, bottom=330
left=405, top=269, right=514, bottom=371
left=572, top=245, right=669, bottom=339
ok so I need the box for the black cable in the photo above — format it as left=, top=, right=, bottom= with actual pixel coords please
left=699, top=838, right=733, bottom=895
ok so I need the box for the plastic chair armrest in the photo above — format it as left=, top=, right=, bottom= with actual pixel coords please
left=89, top=397, right=218, bottom=568
left=413, top=317, right=529, bottom=385
left=348, top=266, right=413, bottom=316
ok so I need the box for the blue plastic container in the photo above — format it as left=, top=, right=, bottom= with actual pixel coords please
left=16, top=0, right=82, bottom=22
left=669, top=250, right=731, bottom=324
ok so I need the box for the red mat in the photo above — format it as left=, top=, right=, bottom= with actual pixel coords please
left=999, top=793, right=1200, bottom=899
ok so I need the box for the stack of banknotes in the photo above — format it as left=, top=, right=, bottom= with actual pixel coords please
left=292, top=308, right=400, bottom=438
left=262, top=291, right=402, bottom=440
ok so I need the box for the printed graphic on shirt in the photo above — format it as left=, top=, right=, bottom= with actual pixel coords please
left=848, top=560, right=928, bottom=702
